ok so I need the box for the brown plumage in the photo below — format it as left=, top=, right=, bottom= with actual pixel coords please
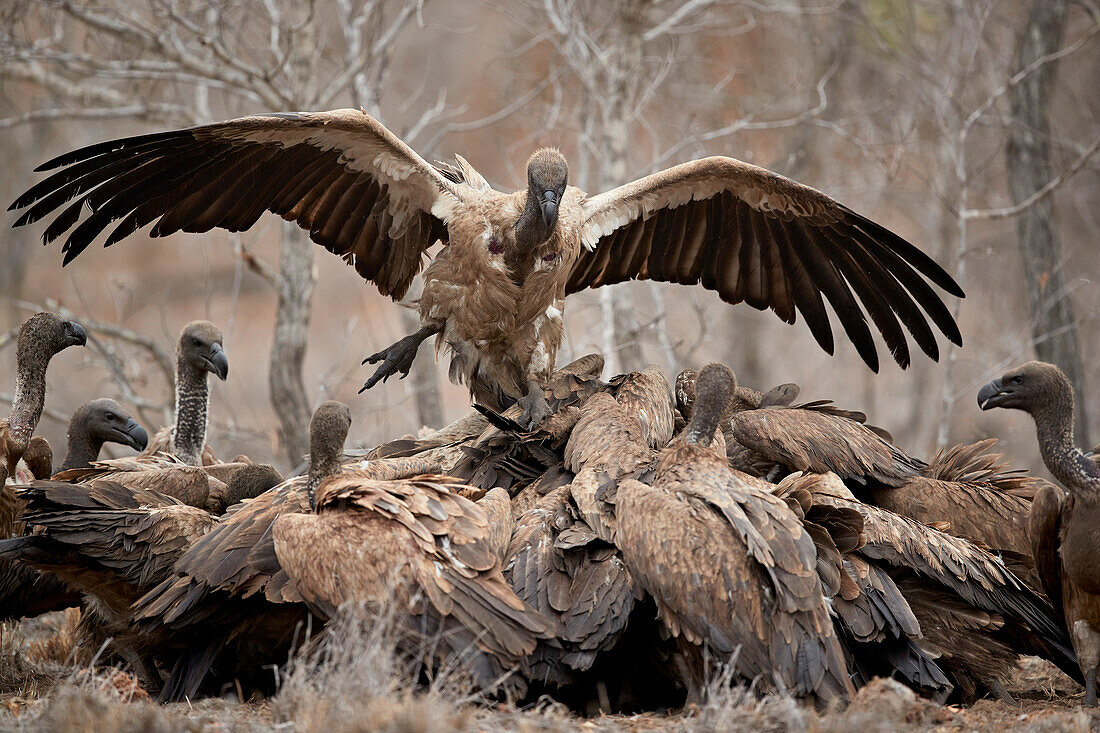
left=675, top=368, right=908, bottom=482
left=773, top=479, right=952, bottom=695
left=615, top=364, right=852, bottom=705
left=0, top=463, right=284, bottom=678
left=273, top=468, right=552, bottom=695
left=787, top=470, right=1080, bottom=701
left=979, top=360, right=1100, bottom=706
left=869, top=439, right=1045, bottom=580
left=131, top=403, right=441, bottom=702
left=56, top=399, right=148, bottom=473
left=12, top=110, right=962, bottom=428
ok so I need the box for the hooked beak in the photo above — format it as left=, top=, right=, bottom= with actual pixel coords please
left=540, top=189, right=560, bottom=229
left=202, top=342, right=229, bottom=381
left=115, top=418, right=149, bottom=451
left=62, top=321, right=87, bottom=349
left=977, top=378, right=1008, bottom=410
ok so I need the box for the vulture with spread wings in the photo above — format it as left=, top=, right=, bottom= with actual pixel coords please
left=11, top=109, right=963, bottom=427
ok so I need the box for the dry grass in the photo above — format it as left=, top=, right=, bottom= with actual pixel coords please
left=2, top=605, right=1100, bottom=733
left=25, top=608, right=81, bottom=667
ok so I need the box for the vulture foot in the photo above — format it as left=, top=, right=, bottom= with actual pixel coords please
left=359, top=325, right=439, bottom=393
left=517, top=383, right=552, bottom=430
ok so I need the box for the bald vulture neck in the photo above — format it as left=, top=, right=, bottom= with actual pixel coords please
left=171, top=351, right=209, bottom=466
left=685, top=396, right=724, bottom=449
left=307, top=441, right=342, bottom=498
left=515, top=188, right=553, bottom=250
left=1031, top=387, right=1100, bottom=492
left=6, top=341, right=51, bottom=451
left=58, top=419, right=105, bottom=472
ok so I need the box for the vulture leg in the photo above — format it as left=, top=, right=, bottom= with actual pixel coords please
left=988, top=679, right=1016, bottom=706
left=517, top=378, right=552, bottom=430
left=1087, top=669, right=1097, bottom=708
left=359, top=324, right=441, bottom=392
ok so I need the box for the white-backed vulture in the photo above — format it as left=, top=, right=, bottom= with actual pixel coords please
left=786, top=470, right=1080, bottom=702
left=12, top=110, right=963, bottom=428
left=979, top=360, right=1100, bottom=706
left=272, top=468, right=552, bottom=696
left=131, top=403, right=442, bottom=702
left=615, top=363, right=852, bottom=706
left=142, top=321, right=227, bottom=465
left=56, top=398, right=148, bottom=472
left=0, top=463, right=282, bottom=684
left=675, top=368, right=912, bottom=483
left=1, top=312, right=86, bottom=495
left=869, top=439, right=1045, bottom=581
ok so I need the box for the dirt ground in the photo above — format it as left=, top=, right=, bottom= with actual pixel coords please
left=1, top=611, right=1097, bottom=733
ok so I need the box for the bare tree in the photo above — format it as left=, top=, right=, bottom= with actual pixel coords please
left=1006, top=0, right=1089, bottom=444
left=1, top=0, right=426, bottom=463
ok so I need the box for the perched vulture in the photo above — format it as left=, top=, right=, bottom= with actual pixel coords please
left=791, top=470, right=1080, bottom=702
left=1, top=312, right=86, bottom=495
left=979, top=361, right=1100, bottom=706
left=615, top=363, right=852, bottom=706
left=273, top=468, right=552, bottom=696
left=143, top=321, right=228, bottom=465
left=869, top=439, right=1044, bottom=580
left=675, top=368, right=911, bottom=483
left=11, top=109, right=963, bottom=428
left=56, top=398, right=148, bottom=473
left=0, top=397, right=147, bottom=623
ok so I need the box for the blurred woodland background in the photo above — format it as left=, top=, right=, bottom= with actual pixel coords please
left=0, top=0, right=1096, bottom=475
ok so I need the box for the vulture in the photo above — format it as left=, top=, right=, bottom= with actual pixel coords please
left=56, top=398, right=149, bottom=472
left=11, top=109, right=964, bottom=428
left=143, top=320, right=228, bottom=465
left=0, top=398, right=147, bottom=622
left=1, top=312, right=86, bottom=494
left=675, top=368, right=917, bottom=484
left=272, top=462, right=553, bottom=696
left=130, top=403, right=440, bottom=701
left=503, top=368, right=673, bottom=697
left=979, top=360, right=1100, bottom=705
left=788, top=470, right=1080, bottom=702
left=771, top=478, right=952, bottom=697
left=868, top=439, right=1044, bottom=580
left=0, top=465, right=281, bottom=683
left=615, top=363, right=853, bottom=705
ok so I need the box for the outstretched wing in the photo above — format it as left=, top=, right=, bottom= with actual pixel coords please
left=572, top=157, right=964, bottom=371
left=11, top=109, right=464, bottom=300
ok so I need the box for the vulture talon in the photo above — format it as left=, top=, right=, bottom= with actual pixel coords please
left=516, top=387, right=552, bottom=431
left=358, top=325, right=439, bottom=394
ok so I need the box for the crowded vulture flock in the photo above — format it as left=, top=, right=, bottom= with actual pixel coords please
left=1, top=313, right=1096, bottom=711
left=1, top=109, right=1097, bottom=712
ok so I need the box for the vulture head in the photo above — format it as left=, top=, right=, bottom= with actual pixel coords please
left=978, top=360, right=1070, bottom=415
left=685, top=362, right=736, bottom=448
left=526, top=148, right=568, bottom=230
left=18, top=312, right=86, bottom=368
left=224, top=463, right=285, bottom=506
left=307, top=400, right=353, bottom=508
left=179, top=321, right=229, bottom=381
left=69, top=398, right=149, bottom=452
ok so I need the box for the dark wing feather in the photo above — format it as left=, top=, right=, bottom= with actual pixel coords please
left=11, top=109, right=461, bottom=301
left=573, top=157, right=963, bottom=371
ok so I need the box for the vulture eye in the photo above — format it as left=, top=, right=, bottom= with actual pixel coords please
left=1013, top=376, right=1024, bottom=385
left=105, top=413, right=117, bottom=422
left=192, top=337, right=202, bottom=347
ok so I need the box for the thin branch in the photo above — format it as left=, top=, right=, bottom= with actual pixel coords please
left=963, top=136, right=1100, bottom=220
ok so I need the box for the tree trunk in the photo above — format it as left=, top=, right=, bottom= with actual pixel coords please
left=269, top=223, right=315, bottom=465
left=1005, top=0, right=1089, bottom=444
